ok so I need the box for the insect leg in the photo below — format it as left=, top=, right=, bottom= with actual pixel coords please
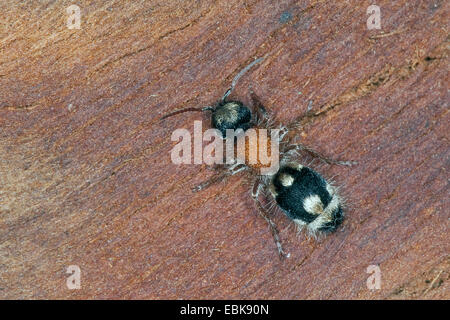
left=249, top=89, right=271, bottom=126
left=284, top=144, right=356, bottom=167
left=192, top=163, right=247, bottom=192
left=252, top=179, right=290, bottom=259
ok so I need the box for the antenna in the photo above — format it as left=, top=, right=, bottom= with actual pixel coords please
left=160, top=106, right=214, bottom=120
left=221, top=55, right=266, bottom=102
left=160, top=55, right=266, bottom=120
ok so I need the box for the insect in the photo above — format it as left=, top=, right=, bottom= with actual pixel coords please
left=161, top=58, right=355, bottom=258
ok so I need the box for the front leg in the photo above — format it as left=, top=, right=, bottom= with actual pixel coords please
left=249, top=89, right=271, bottom=127
left=252, top=178, right=290, bottom=259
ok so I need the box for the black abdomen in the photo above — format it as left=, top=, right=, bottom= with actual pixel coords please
left=272, top=165, right=333, bottom=223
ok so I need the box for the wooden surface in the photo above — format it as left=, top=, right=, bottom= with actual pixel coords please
left=0, top=0, right=448, bottom=299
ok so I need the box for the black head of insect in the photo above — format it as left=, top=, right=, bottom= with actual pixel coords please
left=160, top=98, right=252, bottom=138
left=160, top=57, right=265, bottom=137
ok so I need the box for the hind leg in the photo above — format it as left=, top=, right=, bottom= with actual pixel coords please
left=252, top=178, right=290, bottom=259
left=284, top=143, right=356, bottom=167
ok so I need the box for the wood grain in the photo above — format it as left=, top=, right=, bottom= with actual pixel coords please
left=0, top=0, right=448, bottom=299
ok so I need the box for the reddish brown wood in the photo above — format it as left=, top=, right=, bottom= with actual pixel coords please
left=0, top=0, right=448, bottom=299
